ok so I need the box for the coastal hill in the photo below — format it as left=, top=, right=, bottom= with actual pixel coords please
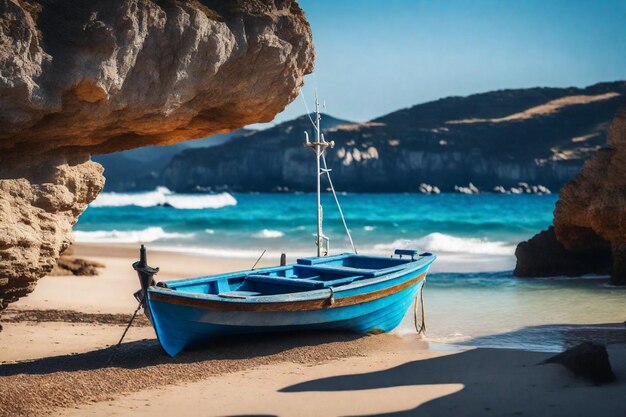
left=97, top=114, right=352, bottom=191
left=93, top=129, right=251, bottom=191
left=152, top=81, right=626, bottom=193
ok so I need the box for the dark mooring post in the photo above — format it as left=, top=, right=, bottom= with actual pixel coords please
left=280, top=253, right=287, bottom=266
left=110, top=245, right=160, bottom=364
left=133, top=244, right=159, bottom=307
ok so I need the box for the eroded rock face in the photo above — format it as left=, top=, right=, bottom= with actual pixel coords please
left=515, top=105, right=626, bottom=284
left=1, top=0, right=313, bottom=155
left=0, top=154, right=105, bottom=311
left=0, top=0, right=313, bottom=313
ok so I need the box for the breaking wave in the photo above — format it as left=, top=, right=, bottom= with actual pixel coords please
left=253, top=229, right=285, bottom=238
left=73, top=227, right=193, bottom=243
left=157, top=246, right=311, bottom=259
left=90, top=187, right=237, bottom=209
left=374, top=232, right=515, bottom=256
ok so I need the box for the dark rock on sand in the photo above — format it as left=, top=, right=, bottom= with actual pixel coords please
left=0, top=0, right=313, bottom=313
left=50, top=256, right=104, bottom=276
left=516, top=105, right=626, bottom=284
left=542, top=342, right=616, bottom=385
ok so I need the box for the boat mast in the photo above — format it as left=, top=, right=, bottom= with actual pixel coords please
left=315, top=98, right=323, bottom=257
left=304, top=95, right=334, bottom=257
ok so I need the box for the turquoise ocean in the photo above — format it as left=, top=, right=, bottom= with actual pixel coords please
left=75, top=188, right=626, bottom=352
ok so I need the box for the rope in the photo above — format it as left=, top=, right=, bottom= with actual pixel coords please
left=414, top=282, right=426, bottom=335
left=302, top=78, right=356, bottom=254
left=300, top=92, right=317, bottom=131
left=321, top=153, right=357, bottom=254
left=313, top=71, right=319, bottom=99
left=251, top=249, right=267, bottom=270
left=327, top=286, right=335, bottom=305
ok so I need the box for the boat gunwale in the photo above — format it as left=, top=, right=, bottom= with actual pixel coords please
left=147, top=254, right=435, bottom=308
left=149, top=271, right=428, bottom=312
left=161, top=253, right=434, bottom=289
left=160, top=253, right=393, bottom=288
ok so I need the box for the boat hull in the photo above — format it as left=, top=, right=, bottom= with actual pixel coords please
left=147, top=265, right=430, bottom=357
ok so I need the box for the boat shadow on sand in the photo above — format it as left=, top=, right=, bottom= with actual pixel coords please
left=276, top=322, right=626, bottom=417
left=0, top=331, right=366, bottom=377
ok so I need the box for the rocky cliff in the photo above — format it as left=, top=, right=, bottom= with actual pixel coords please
left=515, top=105, right=626, bottom=284
left=159, top=81, right=625, bottom=192
left=0, top=0, right=313, bottom=314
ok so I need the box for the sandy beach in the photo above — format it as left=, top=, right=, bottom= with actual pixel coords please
left=0, top=243, right=623, bottom=417
left=2, top=1, right=625, bottom=416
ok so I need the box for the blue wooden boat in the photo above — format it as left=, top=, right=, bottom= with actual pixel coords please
left=136, top=249, right=435, bottom=356
left=133, top=97, right=436, bottom=356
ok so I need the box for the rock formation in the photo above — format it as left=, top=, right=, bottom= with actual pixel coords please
left=0, top=153, right=104, bottom=313
left=0, top=0, right=314, bottom=313
left=514, top=227, right=611, bottom=277
left=515, top=105, right=626, bottom=284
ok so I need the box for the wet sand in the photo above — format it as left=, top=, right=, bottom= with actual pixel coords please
left=1, top=244, right=625, bottom=417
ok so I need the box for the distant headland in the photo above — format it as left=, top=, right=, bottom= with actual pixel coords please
left=98, top=81, right=626, bottom=193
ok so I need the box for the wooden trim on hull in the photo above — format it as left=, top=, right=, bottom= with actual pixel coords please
left=150, top=273, right=426, bottom=313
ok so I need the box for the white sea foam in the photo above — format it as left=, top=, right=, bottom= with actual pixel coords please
left=363, top=225, right=376, bottom=232
left=204, top=229, right=215, bottom=234
left=157, top=245, right=313, bottom=260
left=90, top=186, right=237, bottom=209
left=73, top=227, right=193, bottom=243
left=253, top=229, right=285, bottom=239
left=374, top=232, right=515, bottom=256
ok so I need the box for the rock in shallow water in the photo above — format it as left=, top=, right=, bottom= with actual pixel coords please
left=516, top=105, right=626, bottom=284
left=0, top=0, right=313, bottom=314
left=514, top=227, right=611, bottom=277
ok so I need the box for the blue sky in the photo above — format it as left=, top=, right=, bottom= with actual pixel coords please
left=262, top=0, right=626, bottom=126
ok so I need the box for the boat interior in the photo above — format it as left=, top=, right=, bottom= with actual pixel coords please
left=164, top=251, right=431, bottom=298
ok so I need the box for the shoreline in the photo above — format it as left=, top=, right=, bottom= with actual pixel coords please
left=2, top=243, right=625, bottom=416
left=13, top=241, right=515, bottom=316
left=71, top=241, right=518, bottom=273
left=8, top=243, right=624, bottom=351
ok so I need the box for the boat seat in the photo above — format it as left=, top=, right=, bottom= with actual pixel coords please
left=216, top=279, right=231, bottom=293
left=314, top=275, right=362, bottom=287
left=394, top=249, right=418, bottom=260
left=245, top=274, right=325, bottom=289
left=296, top=265, right=379, bottom=277
left=218, top=290, right=261, bottom=299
